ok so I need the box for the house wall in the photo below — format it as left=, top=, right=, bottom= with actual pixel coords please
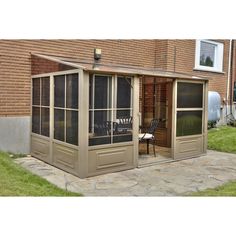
left=0, top=39, right=233, bottom=153
left=0, top=39, right=156, bottom=153
left=0, top=40, right=156, bottom=117
left=0, top=116, right=30, bottom=153
left=0, top=39, right=231, bottom=117
left=31, top=55, right=75, bottom=75
left=154, top=40, right=168, bottom=70
left=164, top=40, right=230, bottom=103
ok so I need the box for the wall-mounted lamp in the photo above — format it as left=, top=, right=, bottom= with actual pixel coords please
left=94, top=48, right=102, bottom=60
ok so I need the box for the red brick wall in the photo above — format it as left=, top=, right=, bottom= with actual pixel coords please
left=0, top=39, right=232, bottom=116
left=0, top=40, right=156, bottom=116
left=154, top=40, right=168, bottom=70
left=165, top=40, right=230, bottom=102
left=31, top=55, right=74, bottom=75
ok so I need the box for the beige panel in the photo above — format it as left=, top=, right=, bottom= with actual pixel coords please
left=52, top=142, right=79, bottom=176
left=31, top=135, right=51, bottom=163
left=96, top=149, right=126, bottom=169
left=88, top=145, right=134, bottom=177
left=203, top=81, right=208, bottom=153
left=133, top=76, right=140, bottom=168
left=171, top=79, right=177, bottom=158
left=78, top=70, right=89, bottom=178
left=175, top=136, right=203, bottom=160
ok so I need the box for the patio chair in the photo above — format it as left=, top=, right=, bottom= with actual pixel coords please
left=94, top=123, right=109, bottom=136
left=117, top=116, right=133, bottom=133
left=138, top=118, right=159, bottom=157
left=94, top=121, right=119, bottom=136
left=105, top=121, right=119, bottom=135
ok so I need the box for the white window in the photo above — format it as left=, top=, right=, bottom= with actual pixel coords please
left=195, top=39, right=224, bottom=73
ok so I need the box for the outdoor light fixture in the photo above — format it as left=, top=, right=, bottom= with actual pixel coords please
left=94, top=48, right=102, bottom=60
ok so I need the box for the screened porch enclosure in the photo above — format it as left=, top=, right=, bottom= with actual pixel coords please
left=31, top=70, right=81, bottom=176
left=31, top=54, right=140, bottom=178
left=138, top=77, right=173, bottom=166
left=139, top=76, right=208, bottom=166
left=30, top=54, right=208, bottom=178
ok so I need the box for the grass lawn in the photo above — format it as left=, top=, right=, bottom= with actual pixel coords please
left=191, top=181, right=236, bottom=196
left=208, top=125, right=236, bottom=153
left=192, top=126, right=236, bottom=196
left=0, top=152, right=81, bottom=196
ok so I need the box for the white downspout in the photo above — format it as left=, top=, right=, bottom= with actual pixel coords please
left=226, top=39, right=232, bottom=116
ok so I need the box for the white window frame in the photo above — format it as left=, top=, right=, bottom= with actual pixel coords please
left=194, top=39, right=224, bottom=73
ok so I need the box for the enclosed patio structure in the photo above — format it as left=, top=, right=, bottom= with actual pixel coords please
left=31, top=54, right=209, bottom=178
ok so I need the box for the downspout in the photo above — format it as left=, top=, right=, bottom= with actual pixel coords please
left=229, top=40, right=234, bottom=114
left=226, top=39, right=232, bottom=116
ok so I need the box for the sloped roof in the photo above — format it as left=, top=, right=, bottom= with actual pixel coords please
left=32, top=53, right=209, bottom=81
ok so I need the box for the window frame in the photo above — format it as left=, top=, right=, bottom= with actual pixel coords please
left=32, top=76, right=50, bottom=137
left=53, top=73, right=79, bottom=146
left=31, top=69, right=80, bottom=148
left=89, top=74, right=134, bottom=146
left=176, top=81, right=204, bottom=137
left=194, top=39, right=224, bottom=73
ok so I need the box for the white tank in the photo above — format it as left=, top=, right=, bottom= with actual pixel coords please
left=208, top=91, right=221, bottom=122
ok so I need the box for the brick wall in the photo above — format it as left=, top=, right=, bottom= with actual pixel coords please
left=0, top=40, right=156, bottom=116
left=0, top=39, right=232, bottom=116
left=165, top=39, right=230, bottom=102
left=154, top=40, right=168, bottom=70
left=31, top=55, right=74, bottom=75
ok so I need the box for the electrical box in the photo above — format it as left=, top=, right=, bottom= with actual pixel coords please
left=94, top=48, right=102, bottom=60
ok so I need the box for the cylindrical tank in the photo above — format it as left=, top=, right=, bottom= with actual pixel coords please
left=208, top=91, right=221, bottom=122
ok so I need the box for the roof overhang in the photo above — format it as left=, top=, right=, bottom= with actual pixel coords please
left=32, top=53, right=209, bottom=81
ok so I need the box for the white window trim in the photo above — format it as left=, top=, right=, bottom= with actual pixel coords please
left=194, top=39, right=224, bottom=73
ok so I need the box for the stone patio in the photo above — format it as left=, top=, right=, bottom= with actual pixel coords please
left=15, top=150, right=236, bottom=196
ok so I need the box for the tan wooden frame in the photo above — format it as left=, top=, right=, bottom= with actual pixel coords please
left=31, top=69, right=140, bottom=178
left=88, top=74, right=134, bottom=147
left=30, top=56, right=208, bottom=177
left=171, top=79, right=208, bottom=159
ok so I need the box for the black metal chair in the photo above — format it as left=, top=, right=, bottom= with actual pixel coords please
left=94, top=123, right=109, bottom=136
left=117, top=116, right=133, bottom=133
left=139, top=118, right=159, bottom=157
left=105, top=121, right=119, bottom=135
left=94, top=121, right=119, bottom=136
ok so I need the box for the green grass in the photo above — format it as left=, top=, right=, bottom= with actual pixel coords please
left=191, top=181, right=236, bottom=196
left=191, top=126, right=236, bottom=196
left=0, top=152, right=81, bottom=196
left=208, top=126, right=236, bottom=153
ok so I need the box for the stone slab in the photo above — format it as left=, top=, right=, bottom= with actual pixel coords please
left=15, top=150, right=236, bottom=196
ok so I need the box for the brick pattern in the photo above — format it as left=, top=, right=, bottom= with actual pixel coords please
left=0, top=40, right=156, bottom=116
left=31, top=55, right=74, bottom=75
left=154, top=40, right=168, bottom=70
left=164, top=40, right=230, bottom=103
left=141, top=77, right=169, bottom=147
left=0, top=39, right=233, bottom=116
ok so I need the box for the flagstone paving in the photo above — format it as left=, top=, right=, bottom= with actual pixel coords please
left=15, top=150, right=236, bottom=196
